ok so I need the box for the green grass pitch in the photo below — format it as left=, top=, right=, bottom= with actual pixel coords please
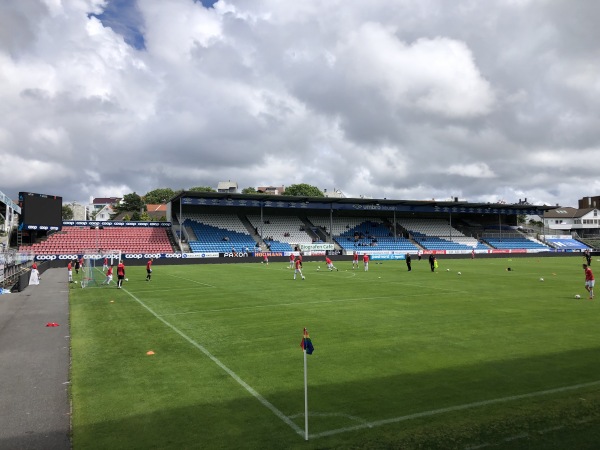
left=69, top=256, right=600, bottom=449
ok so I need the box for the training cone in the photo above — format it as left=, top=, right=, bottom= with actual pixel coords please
left=146, top=350, right=155, bottom=355
left=46, top=322, right=60, bottom=327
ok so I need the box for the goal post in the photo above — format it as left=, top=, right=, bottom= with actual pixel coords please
left=81, top=249, right=121, bottom=288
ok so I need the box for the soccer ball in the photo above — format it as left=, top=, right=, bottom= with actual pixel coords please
left=302, top=276, right=305, bottom=280
left=447, top=268, right=450, bottom=271
left=125, top=278, right=129, bottom=281
left=318, top=266, right=321, bottom=269
left=457, top=272, right=461, bottom=275
left=575, top=294, right=581, bottom=299
left=74, top=280, right=78, bottom=284
left=539, top=278, right=544, bottom=282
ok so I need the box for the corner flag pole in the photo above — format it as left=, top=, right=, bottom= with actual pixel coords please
left=301, top=327, right=314, bottom=441
left=304, top=343, right=308, bottom=441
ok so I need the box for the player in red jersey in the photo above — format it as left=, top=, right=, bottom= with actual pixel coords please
left=352, top=251, right=359, bottom=270
left=117, top=260, right=126, bottom=288
left=325, top=256, right=338, bottom=271
left=103, top=257, right=109, bottom=271
left=294, top=257, right=305, bottom=280
left=67, top=261, right=73, bottom=283
left=289, top=253, right=295, bottom=269
left=363, top=253, right=369, bottom=272
left=584, top=264, right=595, bottom=299
left=146, top=258, right=153, bottom=281
left=263, top=253, right=269, bottom=265
left=103, top=265, right=113, bottom=285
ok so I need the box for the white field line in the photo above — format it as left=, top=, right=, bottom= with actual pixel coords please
left=121, top=287, right=304, bottom=438
left=129, top=287, right=205, bottom=293
left=166, top=273, right=215, bottom=287
left=157, top=295, right=406, bottom=317
left=310, top=379, right=600, bottom=439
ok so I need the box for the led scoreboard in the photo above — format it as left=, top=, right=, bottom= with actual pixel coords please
left=18, top=192, right=63, bottom=231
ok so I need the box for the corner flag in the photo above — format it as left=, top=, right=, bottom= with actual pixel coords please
left=301, top=327, right=314, bottom=354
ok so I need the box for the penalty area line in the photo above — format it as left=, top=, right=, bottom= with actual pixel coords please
left=121, top=287, right=304, bottom=438
left=166, top=273, right=215, bottom=288
left=157, top=295, right=403, bottom=317
left=311, top=379, right=600, bottom=439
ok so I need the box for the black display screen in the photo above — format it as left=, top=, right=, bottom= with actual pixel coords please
left=18, top=192, right=62, bottom=231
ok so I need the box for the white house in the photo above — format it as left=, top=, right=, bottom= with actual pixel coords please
left=217, top=181, right=238, bottom=194
left=543, top=207, right=600, bottom=235
left=94, top=204, right=116, bottom=222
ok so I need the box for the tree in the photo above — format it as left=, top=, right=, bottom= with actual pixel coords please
left=143, top=188, right=177, bottom=204
left=131, top=211, right=141, bottom=221
left=241, top=187, right=257, bottom=194
left=116, top=192, right=145, bottom=214
left=140, top=211, right=151, bottom=221
left=188, top=186, right=216, bottom=192
left=62, top=205, right=74, bottom=220
left=284, top=183, right=324, bottom=197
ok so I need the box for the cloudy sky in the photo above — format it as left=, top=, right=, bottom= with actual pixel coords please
left=1, top=0, right=599, bottom=207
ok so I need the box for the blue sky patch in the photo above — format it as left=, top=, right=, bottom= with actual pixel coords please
left=91, top=0, right=219, bottom=50
left=90, top=0, right=146, bottom=50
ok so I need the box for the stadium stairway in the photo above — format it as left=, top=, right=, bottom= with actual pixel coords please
left=298, top=217, right=323, bottom=242
left=239, top=215, right=265, bottom=248
left=303, top=218, right=342, bottom=249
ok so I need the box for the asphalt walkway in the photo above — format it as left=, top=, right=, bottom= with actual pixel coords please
left=0, top=268, right=71, bottom=449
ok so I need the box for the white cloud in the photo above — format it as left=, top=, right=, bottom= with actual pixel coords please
left=445, top=162, right=496, bottom=178
left=0, top=0, right=598, bottom=208
left=338, top=23, right=495, bottom=118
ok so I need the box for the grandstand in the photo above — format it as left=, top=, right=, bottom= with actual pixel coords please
left=482, top=236, right=549, bottom=251
left=543, top=237, right=591, bottom=251
left=18, top=226, right=173, bottom=255
left=397, top=218, right=488, bottom=251
left=185, top=213, right=257, bottom=253
left=246, top=215, right=313, bottom=252
left=308, top=216, right=419, bottom=252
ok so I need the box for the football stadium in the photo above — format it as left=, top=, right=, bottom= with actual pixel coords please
left=2, top=190, right=600, bottom=449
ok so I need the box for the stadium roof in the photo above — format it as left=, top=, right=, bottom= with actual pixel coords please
left=170, top=191, right=557, bottom=215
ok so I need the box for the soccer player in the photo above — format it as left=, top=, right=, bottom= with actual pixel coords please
left=67, top=261, right=73, bottom=283
left=584, top=264, right=595, bottom=299
left=117, top=260, right=125, bottom=289
left=584, top=249, right=592, bottom=266
left=363, top=253, right=369, bottom=272
left=102, top=265, right=113, bottom=285
left=429, top=254, right=435, bottom=272
left=294, top=257, right=305, bottom=280
left=352, top=251, right=359, bottom=270
left=263, top=253, right=269, bottom=265
left=289, top=253, right=295, bottom=269
left=325, top=256, right=338, bottom=271
left=74, top=258, right=81, bottom=275
left=405, top=253, right=412, bottom=271
left=103, top=257, right=108, bottom=272
left=146, top=258, right=153, bottom=281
